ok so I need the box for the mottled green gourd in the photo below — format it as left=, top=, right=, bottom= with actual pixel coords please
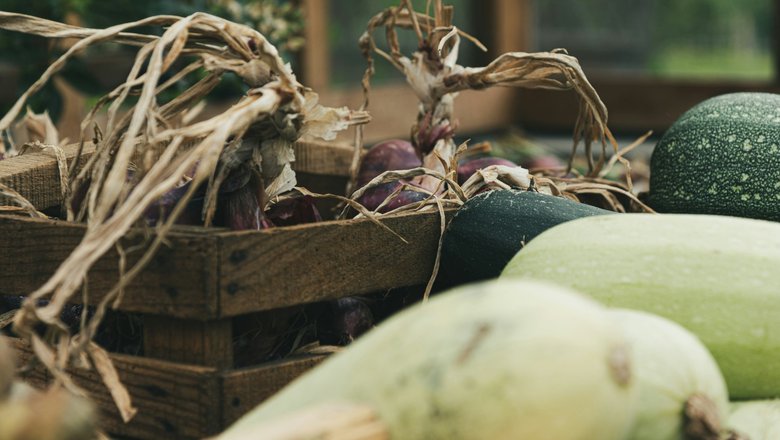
left=501, top=213, right=780, bottom=399
left=649, top=92, right=780, bottom=221
left=438, top=190, right=612, bottom=288
left=218, top=280, right=638, bottom=440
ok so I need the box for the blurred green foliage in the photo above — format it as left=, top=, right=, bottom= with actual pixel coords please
left=0, top=0, right=304, bottom=118
left=534, top=0, right=773, bottom=80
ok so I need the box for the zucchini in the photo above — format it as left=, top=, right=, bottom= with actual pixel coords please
left=219, top=280, right=638, bottom=440
left=438, top=190, right=612, bottom=288
left=649, top=92, right=780, bottom=221
left=610, top=309, right=729, bottom=440
left=728, top=400, right=780, bottom=439
left=501, top=213, right=780, bottom=399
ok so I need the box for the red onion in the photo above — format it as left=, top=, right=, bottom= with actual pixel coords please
left=357, top=139, right=422, bottom=187
left=267, top=195, right=322, bottom=226
left=356, top=139, right=426, bottom=211
left=457, top=157, right=518, bottom=184
left=317, top=297, right=374, bottom=346
left=520, top=155, right=563, bottom=172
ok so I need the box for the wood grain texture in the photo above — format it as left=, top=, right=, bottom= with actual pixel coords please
left=516, top=77, right=780, bottom=133
left=0, top=215, right=219, bottom=319
left=0, top=143, right=94, bottom=210
left=217, top=209, right=453, bottom=316
left=220, top=353, right=330, bottom=427
left=0, top=209, right=450, bottom=319
left=143, top=317, right=233, bottom=368
left=8, top=337, right=221, bottom=439
left=293, top=139, right=353, bottom=176
left=0, top=140, right=352, bottom=211
left=7, top=337, right=332, bottom=439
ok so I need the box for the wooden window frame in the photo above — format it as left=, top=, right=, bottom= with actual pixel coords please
left=300, top=0, right=780, bottom=140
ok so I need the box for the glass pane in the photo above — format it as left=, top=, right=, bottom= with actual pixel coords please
left=532, top=0, right=774, bottom=81
left=327, top=0, right=488, bottom=88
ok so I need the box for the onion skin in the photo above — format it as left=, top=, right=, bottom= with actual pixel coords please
left=457, top=157, right=517, bottom=185
left=520, top=155, right=563, bottom=172
left=357, top=140, right=422, bottom=187
left=317, top=297, right=374, bottom=346
left=356, top=140, right=426, bottom=211
left=356, top=182, right=428, bottom=213
left=267, top=195, right=322, bottom=227
left=217, top=183, right=273, bottom=230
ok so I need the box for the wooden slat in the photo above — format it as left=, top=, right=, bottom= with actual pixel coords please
left=293, top=139, right=353, bottom=176
left=8, top=337, right=221, bottom=439
left=0, top=209, right=450, bottom=319
left=7, top=337, right=332, bottom=439
left=217, top=209, right=453, bottom=316
left=0, top=140, right=352, bottom=211
left=221, top=353, right=330, bottom=427
left=490, top=0, right=533, bottom=54
left=0, top=215, right=219, bottom=319
left=0, top=143, right=95, bottom=210
left=300, top=0, right=331, bottom=90
left=143, top=317, right=233, bottom=368
left=515, top=77, right=780, bottom=134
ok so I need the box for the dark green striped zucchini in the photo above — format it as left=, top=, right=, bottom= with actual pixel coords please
left=437, top=190, right=612, bottom=288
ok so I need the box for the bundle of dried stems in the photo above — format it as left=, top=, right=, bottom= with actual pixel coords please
left=0, top=11, right=368, bottom=419
left=346, top=0, right=653, bottom=215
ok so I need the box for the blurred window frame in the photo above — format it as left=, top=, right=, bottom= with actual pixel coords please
left=300, top=0, right=780, bottom=140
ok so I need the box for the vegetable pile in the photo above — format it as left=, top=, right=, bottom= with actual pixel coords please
left=2, top=0, right=779, bottom=438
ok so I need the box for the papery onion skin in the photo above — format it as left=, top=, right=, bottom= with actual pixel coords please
left=457, top=157, right=517, bottom=185
left=356, top=181, right=429, bottom=213
left=317, top=297, right=374, bottom=346
left=357, top=140, right=422, bottom=188
left=267, top=194, right=322, bottom=227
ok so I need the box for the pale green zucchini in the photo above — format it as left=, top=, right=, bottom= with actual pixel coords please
left=728, top=400, right=780, bottom=439
left=502, top=213, right=780, bottom=399
left=611, top=309, right=729, bottom=440
left=219, top=280, right=638, bottom=440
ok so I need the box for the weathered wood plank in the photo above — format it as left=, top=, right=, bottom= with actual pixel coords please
left=0, top=143, right=94, bottom=210
left=0, top=140, right=352, bottom=211
left=7, top=337, right=221, bottom=439
left=0, top=215, right=219, bottom=319
left=220, top=352, right=330, bottom=427
left=7, top=337, right=333, bottom=439
left=0, top=209, right=450, bottom=318
left=217, top=209, right=453, bottom=315
left=143, top=316, right=233, bottom=368
left=293, top=140, right=353, bottom=177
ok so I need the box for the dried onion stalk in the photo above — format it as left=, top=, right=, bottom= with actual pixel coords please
left=0, top=11, right=368, bottom=420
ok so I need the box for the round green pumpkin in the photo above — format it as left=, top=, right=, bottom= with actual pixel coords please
left=649, top=92, right=780, bottom=221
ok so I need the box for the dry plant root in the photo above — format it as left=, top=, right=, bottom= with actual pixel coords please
left=0, top=11, right=368, bottom=420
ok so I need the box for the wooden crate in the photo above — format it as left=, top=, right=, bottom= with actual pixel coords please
left=0, top=142, right=452, bottom=438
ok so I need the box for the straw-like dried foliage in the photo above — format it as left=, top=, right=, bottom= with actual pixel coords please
left=347, top=0, right=652, bottom=214
left=0, top=11, right=367, bottom=419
